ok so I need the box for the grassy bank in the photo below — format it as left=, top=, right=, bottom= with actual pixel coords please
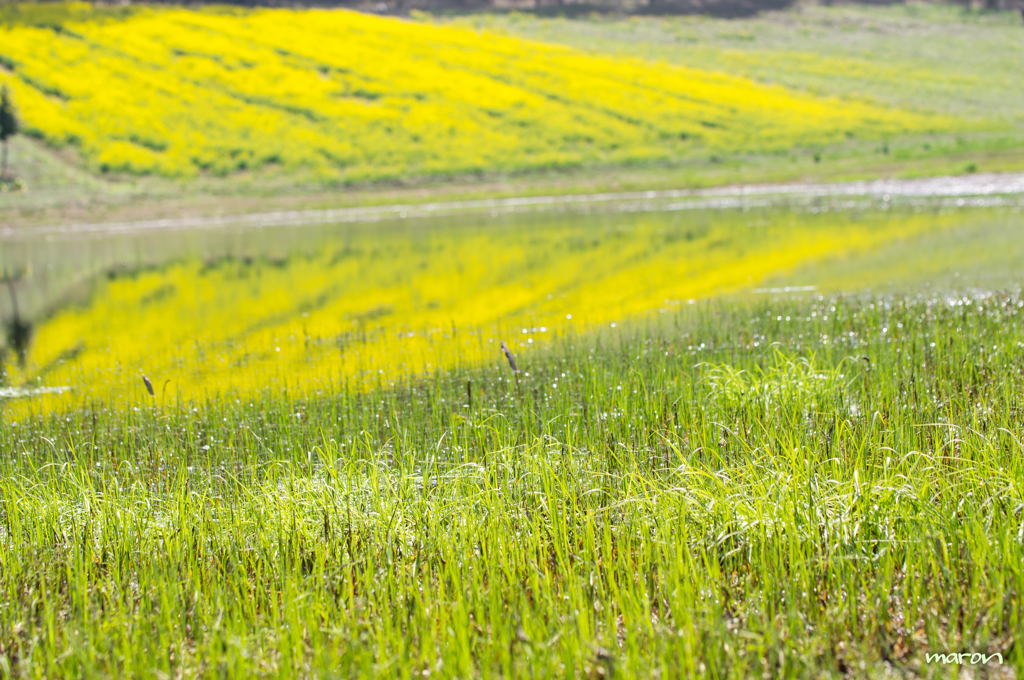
left=6, top=133, right=1024, bottom=232
left=1, top=289, right=1022, bottom=677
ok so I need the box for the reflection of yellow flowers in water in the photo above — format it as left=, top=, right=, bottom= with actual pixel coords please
left=0, top=4, right=950, bottom=182
left=4, top=209, right=961, bottom=414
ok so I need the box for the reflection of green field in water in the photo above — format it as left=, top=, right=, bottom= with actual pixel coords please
left=2, top=202, right=1022, bottom=414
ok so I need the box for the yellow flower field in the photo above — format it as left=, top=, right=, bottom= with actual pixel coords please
left=0, top=3, right=948, bottom=182
left=2, top=207, right=972, bottom=414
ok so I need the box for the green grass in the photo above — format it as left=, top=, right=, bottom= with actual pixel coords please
left=449, top=3, right=1024, bottom=122
left=2, top=288, right=1022, bottom=678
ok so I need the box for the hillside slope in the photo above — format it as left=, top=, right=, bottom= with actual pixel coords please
left=0, top=3, right=949, bottom=185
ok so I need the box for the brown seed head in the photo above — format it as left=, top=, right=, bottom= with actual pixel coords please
left=499, top=341, right=519, bottom=373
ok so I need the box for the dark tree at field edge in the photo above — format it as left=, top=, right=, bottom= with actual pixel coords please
left=0, top=84, right=20, bottom=181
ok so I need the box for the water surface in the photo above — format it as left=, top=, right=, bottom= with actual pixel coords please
left=2, top=196, right=1022, bottom=410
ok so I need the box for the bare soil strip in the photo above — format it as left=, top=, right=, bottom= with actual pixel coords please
left=4, top=172, right=1024, bottom=240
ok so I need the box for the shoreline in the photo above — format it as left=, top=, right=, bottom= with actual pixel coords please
left=5, top=170, right=1024, bottom=241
